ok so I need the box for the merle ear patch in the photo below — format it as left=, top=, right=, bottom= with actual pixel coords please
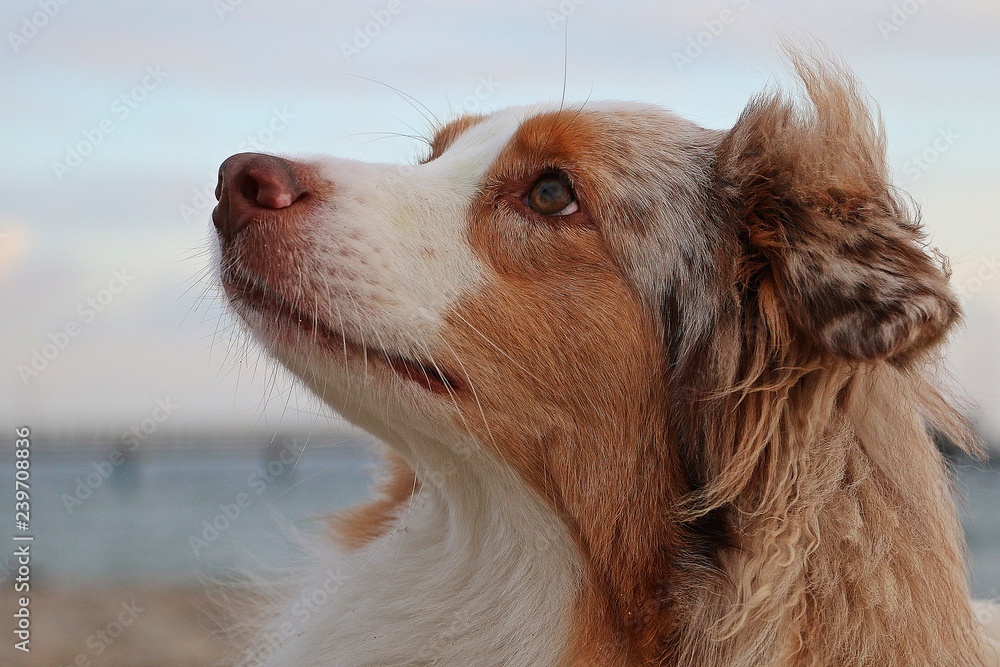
left=716, top=54, right=960, bottom=365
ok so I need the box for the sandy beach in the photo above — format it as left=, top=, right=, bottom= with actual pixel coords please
left=5, top=581, right=236, bottom=667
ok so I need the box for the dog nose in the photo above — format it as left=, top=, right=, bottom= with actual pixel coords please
left=213, top=153, right=307, bottom=241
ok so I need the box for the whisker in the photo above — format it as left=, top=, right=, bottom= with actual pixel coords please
left=449, top=310, right=547, bottom=387
left=348, top=74, right=440, bottom=131
left=435, top=335, right=498, bottom=455
left=388, top=116, right=432, bottom=147
left=559, top=14, right=570, bottom=112
left=347, top=130, right=432, bottom=146
left=563, top=82, right=595, bottom=130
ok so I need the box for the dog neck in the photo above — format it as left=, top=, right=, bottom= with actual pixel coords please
left=255, top=434, right=583, bottom=667
left=257, top=367, right=985, bottom=667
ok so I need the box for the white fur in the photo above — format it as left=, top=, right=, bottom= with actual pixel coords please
left=242, top=108, right=544, bottom=439
left=276, top=108, right=531, bottom=359
left=227, top=107, right=584, bottom=666
left=242, top=441, right=581, bottom=667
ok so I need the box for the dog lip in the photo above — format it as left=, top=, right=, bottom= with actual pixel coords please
left=222, top=269, right=344, bottom=344
left=222, top=270, right=460, bottom=394
left=386, top=356, right=457, bottom=395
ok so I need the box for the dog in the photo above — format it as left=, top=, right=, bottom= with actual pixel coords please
left=212, top=53, right=1000, bottom=666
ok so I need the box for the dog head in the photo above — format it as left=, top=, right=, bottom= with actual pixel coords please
left=212, top=55, right=962, bottom=649
left=214, top=53, right=956, bottom=465
left=213, top=52, right=976, bottom=664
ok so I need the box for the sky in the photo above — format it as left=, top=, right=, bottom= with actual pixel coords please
left=1, top=0, right=998, bottom=446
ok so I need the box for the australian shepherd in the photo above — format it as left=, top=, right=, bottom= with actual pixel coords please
left=212, top=53, right=1000, bottom=666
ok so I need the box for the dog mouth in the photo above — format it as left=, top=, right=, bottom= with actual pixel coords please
left=221, top=270, right=459, bottom=395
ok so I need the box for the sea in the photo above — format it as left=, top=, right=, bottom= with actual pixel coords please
left=5, top=437, right=1000, bottom=600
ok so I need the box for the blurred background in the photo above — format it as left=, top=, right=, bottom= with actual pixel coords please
left=2, top=0, right=998, bottom=664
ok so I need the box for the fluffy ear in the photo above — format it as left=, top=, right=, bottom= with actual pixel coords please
left=715, top=53, right=960, bottom=365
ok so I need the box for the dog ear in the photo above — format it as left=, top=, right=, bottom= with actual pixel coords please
left=715, top=54, right=960, bottom=366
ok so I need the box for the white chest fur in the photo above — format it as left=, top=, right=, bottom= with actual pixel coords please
left=247, top=458, right=582, bottom=667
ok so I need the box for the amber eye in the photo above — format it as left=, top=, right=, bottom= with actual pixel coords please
left=524, top=173, right=579, bottom=216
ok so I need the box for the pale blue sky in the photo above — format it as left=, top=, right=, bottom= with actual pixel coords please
left=2, top=0, right=998, bottom=444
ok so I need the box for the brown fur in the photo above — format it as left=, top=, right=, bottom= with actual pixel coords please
left=424, top=114, right=486, bottom=162
left=334, top=55, right=991, bottom=665
left=330, top=451, right=418, bottom=551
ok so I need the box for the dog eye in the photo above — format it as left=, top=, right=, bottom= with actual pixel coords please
left=524, top=173, right=579, bottom=216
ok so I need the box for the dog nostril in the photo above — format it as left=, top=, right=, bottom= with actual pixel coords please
left=241, top=159, right=306, bottom=210
left=213, top=153, right=308, bottom=240
left=220, top=153, right=306, bottom=210
left=239, top=171, right=260, bottom=204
